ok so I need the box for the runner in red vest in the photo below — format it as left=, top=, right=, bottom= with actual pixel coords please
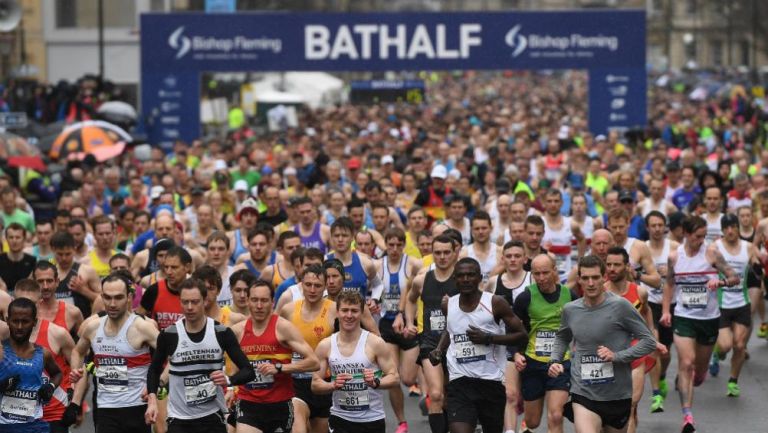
left=137, top=247, right=191, bottom=330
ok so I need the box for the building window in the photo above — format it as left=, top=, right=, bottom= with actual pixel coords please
left=684, top=39, right=697, bottom=62
left=55, top=1, right=137, bottom=28
left=711, top=40, right=723, bottom=66
left=56, top=0, right=77, bottom=28
left=741, top=40, right=750, bottom=66
left=685, top=0, right=696, bottom=15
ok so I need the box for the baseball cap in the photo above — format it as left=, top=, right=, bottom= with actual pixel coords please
left=381, top=155, right=394, bottom=165
left=595, top=134, right=607, bottom=142
left=283, top=166, right=297, bottom=177
left=618, top=189, right=635, bottom=203
left=721, top=213, right=739, bottom=230
left=238, top=198, right=259, bottom=218
left=430, top=165, right=447, bottom=179
left=150, top=186, right=164, bottom=200
left=347, top=157, right=362, bottom=170
left=234, top=180, right=248, bottom=192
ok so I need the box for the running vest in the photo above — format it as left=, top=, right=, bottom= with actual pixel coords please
left=87, top=249, right=117, bottom=278
left=36, top=320, right=70, bottom=421
left=0, top=342, right=44, bottom=424
left=216, top=265, right=235, bottom=307
left=167, top=317, right=226, bottom=420
left=419, top=270, right=459, bottom=335
left=645, top=239, right=670, bottom=305
left=705, top=213, right=724, bottom=244
left=329, top=331, right=385, bottom=422
left=381, top=255, right=408, bottom=320
left=673, top=244, right=720, bottom=320
left=238, top=316, right=293, bottom=404
left=294, top=222, right=328, bottom=254
left=448, top=218, right=471, bottom=246
left=52, top=301, right=68, bottom=331
left=640, top=198, right=670, bottom=217
left=327, top=252, right=368, bottom=297
left=494, top=271, right=532, bottom=306
left=618, top=282, right=643, bottom=311
left=245, top=259, right=262, bottom=279
left=271, top=263, right=288, bottom=289
left=92, top=314, right=152, bottom=408
left=55, top=262, right=79, bottom=304
left=446, top=292, right=506, bottom=382
left=571, top=217, right=594, bottom=261
left=715, top=239, right=750, bottom=309
left=152, top=280, right=184, bottom=331
left=230, top=229, right=248, bottom=264
left=292, top=299, right=333, bottom=379
left=543, top=216, right=573, bottom=283
left=525, top=284, right=572, bottom=362
left=465, top=243, right=498, bottom=286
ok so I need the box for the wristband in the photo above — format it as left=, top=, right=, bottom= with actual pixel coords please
left=371, top=378, right=381, bottom=389
left=485, top=332, right=494, bottom=345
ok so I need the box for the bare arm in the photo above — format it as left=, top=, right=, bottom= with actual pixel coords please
left=369, top=336, right=400, bottom=389
left=310, top=339, right=335, bottom=394
left=661, top=250, right=677, bottom=320
left=636, top=243, right=662, bottom=289
left=277, top=318, right=320, bottom=374
left=43, top=349, right=62, bottom=388
left=708, top=245, right=740, bottom=287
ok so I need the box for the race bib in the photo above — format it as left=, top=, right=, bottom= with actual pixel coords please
left=96, top=360, right=129, bottom=393
left=1, top=390, right=37, bottom=421
left=183, top=375, right=217, bottom=406
left=534, top=330, right=556, bottom=357
left=681, top=284, right=708, bottom=309
left=245, top=360, right=275, bottom=390
left=338, top=382, right=370, bottom=411
left=580, top=354, right=614, bottom=385
left=382, top=293, right=400, bottom=314
left=429, top=310, right=446, bottom=332
left=453, top=334, right=490, bottom=364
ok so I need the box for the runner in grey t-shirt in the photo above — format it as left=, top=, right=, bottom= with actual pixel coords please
left=548, top=255, right=656, bottom=433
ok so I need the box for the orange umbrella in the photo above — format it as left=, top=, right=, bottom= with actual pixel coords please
left=49, top=120, right=131, bottom=162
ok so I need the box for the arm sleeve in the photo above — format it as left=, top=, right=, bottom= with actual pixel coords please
left=147, top=331, right=175, bottom=394
left=612, top=302, right=657, bottom=364
left=216, top=328, right=255, bottom=385
left=140, top=285, right=159, bottom=313
left=550, top=306, right=572, bottom=363
left=512, top=290, right=532, bottom=331
left=414, top=189, right=429, bottom=207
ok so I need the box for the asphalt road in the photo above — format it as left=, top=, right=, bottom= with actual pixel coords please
left=71, top=331, right=768, bottom=433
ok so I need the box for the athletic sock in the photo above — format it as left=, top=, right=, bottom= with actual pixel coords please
left=729, top=377, right=738, bottom=384
left=660, top=374, right=666, bottom=380
left=428, top=413, right=447, bottom=433
left=682, top=407, right=692, bottom=417
left=652, top=389, right=661, bottom=397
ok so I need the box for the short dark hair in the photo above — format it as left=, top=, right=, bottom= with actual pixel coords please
left=682, top=215, right=707, bottom=234
left=524, top=215, right=545, bottom=229
left=5, top=222, right=26, bottom=236
left=276, top=231, right=300, bottom=248
left=346, top=198, right=366, bottom=212
left=101, top=271, right=134, bottom=295
left=606, top=246, right=629, bottom=264
left=109, top=253, right=131, bottom=267
left=51, top=231, right=76, bottom=249
left=303, top=247, right=325, bottom=263
left=331, top=216, right=356, bottom=235
left=577, top=255, right=606, bottom=276
left=455, top=257, right=481, bottom=276
left=179, top=278, right=207, bottom=299
left=207, top=231, right=230, bottom=250
left=384, top=227, right=406, bottom=243
left=165, top=246, right=192, bottom=265
left=229, top=269, right=257, bottom=289
left=192, top=265, right=223, bottom=292
left=247, top=225, right=274, bottom=243
left=471, top=210, right=492, bottom=226
left=34, top=260, right=58, bottom=280
left=68, top=219, right=87, bottom=231
left=302, top=264, right=325, bottom=281
left=248, top=279, right=275, bottom=299
left=7, top=297, right=36, bottom=320
left=644, top=210, right=666, bottom=226
left=13, top=278, right=40, bottom=295
left=503, top=240, right=525, bottom=251
left=432, top=234, right=458, bottom=249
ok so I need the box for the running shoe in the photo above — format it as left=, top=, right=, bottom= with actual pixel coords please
left=650, top=394, right=664, bottom=413
left=418, top=395, right=429, bottom=416
left=727, top=382, right=741, bottom=397
left=708, top=352, right=720, bottom=377
left=681, top=414, right=696, bottom=433
left=395, top=421, right=408, bottom=433
left=758, top=323, right=768, bottom=338
left=408, top=384, right=421, bottom=397
left=659, top=378, right=668, bottom=399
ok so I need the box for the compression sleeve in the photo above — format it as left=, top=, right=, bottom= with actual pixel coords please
left=512, top=289, right=532, bottom=331
left=147, top=330, right=176, bottom=394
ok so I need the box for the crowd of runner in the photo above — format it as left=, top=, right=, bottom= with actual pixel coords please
left=0, top=70, right=765, bottom=433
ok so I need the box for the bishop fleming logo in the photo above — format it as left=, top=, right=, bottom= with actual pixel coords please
left=505, top=25, right=527, bottom=57
left=169, top=26, right=191, bottom=59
